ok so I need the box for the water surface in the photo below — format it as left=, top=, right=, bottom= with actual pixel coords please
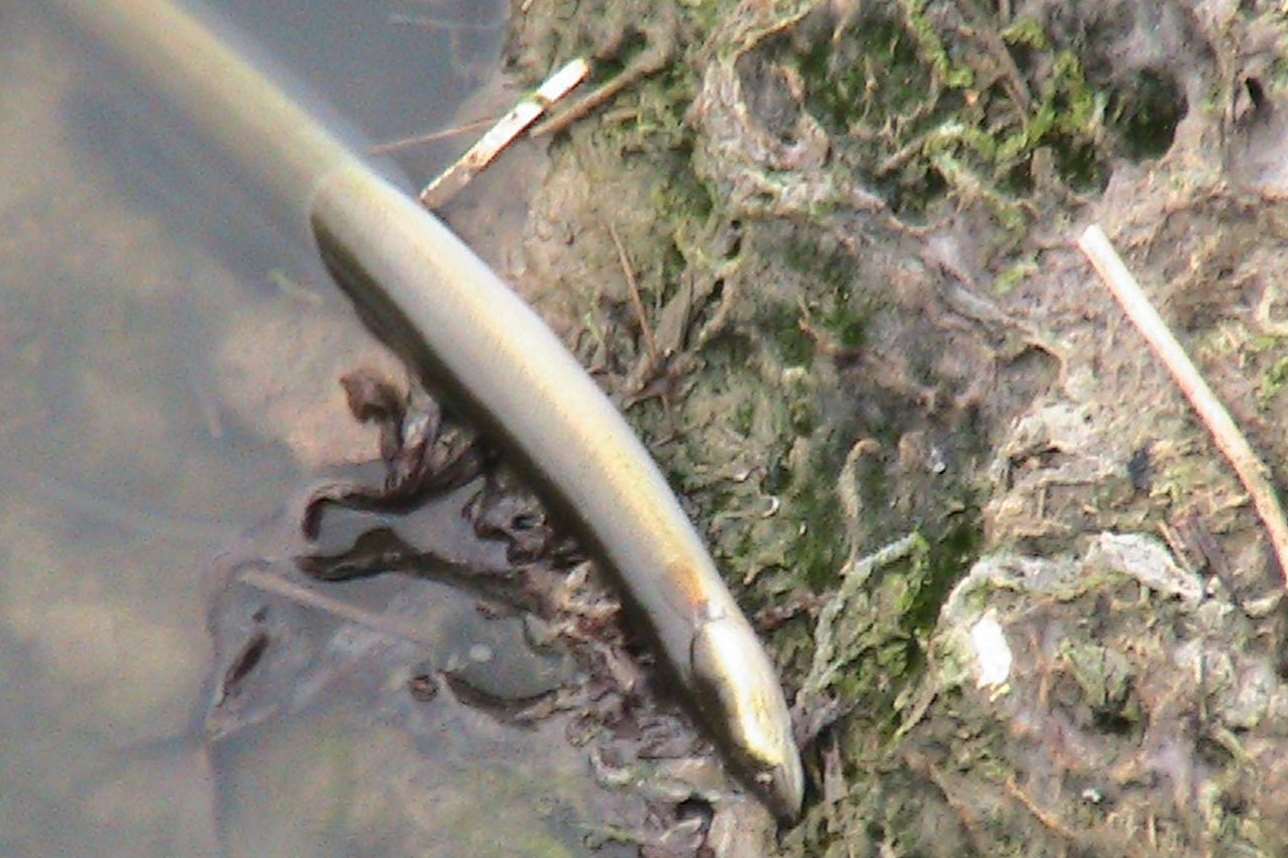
left=0, top=3, right=622, bottom=855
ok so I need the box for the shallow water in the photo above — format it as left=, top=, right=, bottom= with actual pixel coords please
left=0, top=2, right=624, bottom=855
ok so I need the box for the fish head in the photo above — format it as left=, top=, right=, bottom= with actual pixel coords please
left=690, top=613, right=804, bottom=821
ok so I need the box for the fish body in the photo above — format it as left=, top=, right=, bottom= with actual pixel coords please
left=311, top=168, right=804, bottom=818
left=57, top=0, right=804, bottom=819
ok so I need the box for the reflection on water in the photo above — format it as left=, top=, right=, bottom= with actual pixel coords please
left=0, top=1, right=635, bottom=854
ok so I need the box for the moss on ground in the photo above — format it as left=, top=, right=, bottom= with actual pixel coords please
left=505, top=0, right=1288, bottom=854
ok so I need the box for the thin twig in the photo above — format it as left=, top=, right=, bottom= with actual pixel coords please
left=960, top=5, right=1031, bottom=114
left=238, top=566, right=437, bottom=647
left=909, top=755, right=992, bottom=856
left=368, top=115, right=499, bottom=156
left=607, top=221, right=660, bottom=369
left=388, top=13, right=505, bottom=32
left=1004, top=777, right=1079, bottom=841
left=530, top=40, right=671, bottom=138
left=419, top=57, right=590, bottom=208
left=1078, top=224, right=1288, bottom=587
left=531, top=68, right=644, bottom=138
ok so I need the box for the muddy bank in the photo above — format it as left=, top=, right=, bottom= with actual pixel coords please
left=492, top=1, right=1288, bottom=854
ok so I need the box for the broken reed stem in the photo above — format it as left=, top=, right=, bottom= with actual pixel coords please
left=1078, top=224, right=1288, bottom=587
left=419, top=57, right=589, bottom=209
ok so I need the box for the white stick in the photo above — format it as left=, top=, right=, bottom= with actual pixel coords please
left=419, top=58, right=590, bottom=209
left=1078, top=224, right=1288, bottom=587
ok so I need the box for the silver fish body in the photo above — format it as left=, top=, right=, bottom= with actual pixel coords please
left=310, top=166, right=804, bottom=818
left=56, top=0, right=804, bottom=820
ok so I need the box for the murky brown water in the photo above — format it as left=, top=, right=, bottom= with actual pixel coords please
left=0, top=2, right=631, bottom=855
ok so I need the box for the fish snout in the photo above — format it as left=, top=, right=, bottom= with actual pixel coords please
left=690, top=614, right=804, bottom=821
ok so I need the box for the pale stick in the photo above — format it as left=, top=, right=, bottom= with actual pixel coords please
left=1078, top=224, right=1288, bottom=586
left=419, top=58, right=589, bottom=209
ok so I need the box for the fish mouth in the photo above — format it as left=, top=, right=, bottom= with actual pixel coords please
left=755, top=745, right=805, bottom=822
